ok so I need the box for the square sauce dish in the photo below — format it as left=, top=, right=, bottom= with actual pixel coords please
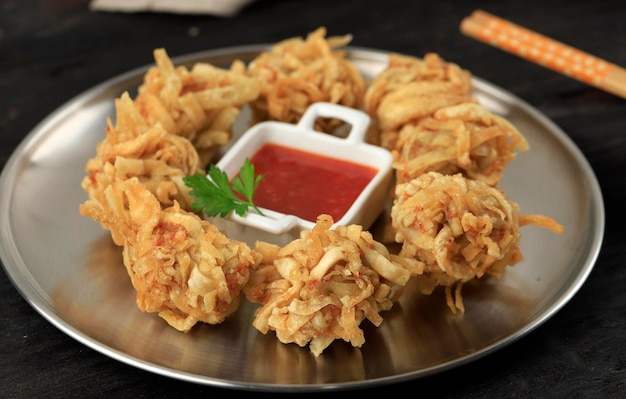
left=208, top=102, right=393, bottom=245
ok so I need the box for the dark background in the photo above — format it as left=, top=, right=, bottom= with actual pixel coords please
left=1, top=0, right=625, bottom=397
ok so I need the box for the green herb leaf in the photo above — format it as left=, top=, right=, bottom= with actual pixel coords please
left=183, top=158, right=265, bottom=218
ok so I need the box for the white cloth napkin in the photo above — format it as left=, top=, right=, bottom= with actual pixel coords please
left=90, top=0, right=255, bottom=17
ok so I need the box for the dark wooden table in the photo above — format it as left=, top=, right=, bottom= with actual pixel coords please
left=1, top=0, right=625, bottom=397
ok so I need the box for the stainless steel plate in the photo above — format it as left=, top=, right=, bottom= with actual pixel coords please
left=0, top=45, right=605, bottom=391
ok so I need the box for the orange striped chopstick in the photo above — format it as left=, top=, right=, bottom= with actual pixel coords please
left=460, top=9, right=626, bottom=100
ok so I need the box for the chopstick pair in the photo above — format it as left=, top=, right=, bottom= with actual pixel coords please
left=460, top=9, right=626, bottom=100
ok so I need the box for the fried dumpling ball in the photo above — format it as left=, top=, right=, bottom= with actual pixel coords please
left=392, top=102, right=530, bottom=187
left=364, top=53, right=474, bottom=149
left=244, top=214, right=423, bottom=357
left=391, top=172, right=563, bottom=313
left=135, top=48, right=260, bottom=165
left=246, top=27, right=366, bottom=134
left=79, top=178, right=261, bottom=331
left=81, top=92, right=204, bottom=212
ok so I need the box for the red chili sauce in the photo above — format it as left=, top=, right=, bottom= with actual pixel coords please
left=242, top=143, right=377, bottom=223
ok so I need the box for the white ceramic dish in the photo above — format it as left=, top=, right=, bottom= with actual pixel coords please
left=0, top=45, right=604, bottom=392
left=212, top=102, right=392, bottom=244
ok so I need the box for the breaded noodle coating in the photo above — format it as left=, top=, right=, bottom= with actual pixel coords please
left=393, top=102, right=529, bottom=187
left=81, top=92, right=204, bottom=215
left=244, top=214, right=423, bottom=357
left=364, top=53, right=473, bottom=149
left=391, top=172, right=563, bottom=313
left=80, top=178, right=260, bottom=331
left=135, top=48, right=260, bottom=166
left=246, top=27, right=365, bottom=134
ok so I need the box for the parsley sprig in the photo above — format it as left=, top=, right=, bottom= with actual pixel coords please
left=183, top=158, right=265, bottom=218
